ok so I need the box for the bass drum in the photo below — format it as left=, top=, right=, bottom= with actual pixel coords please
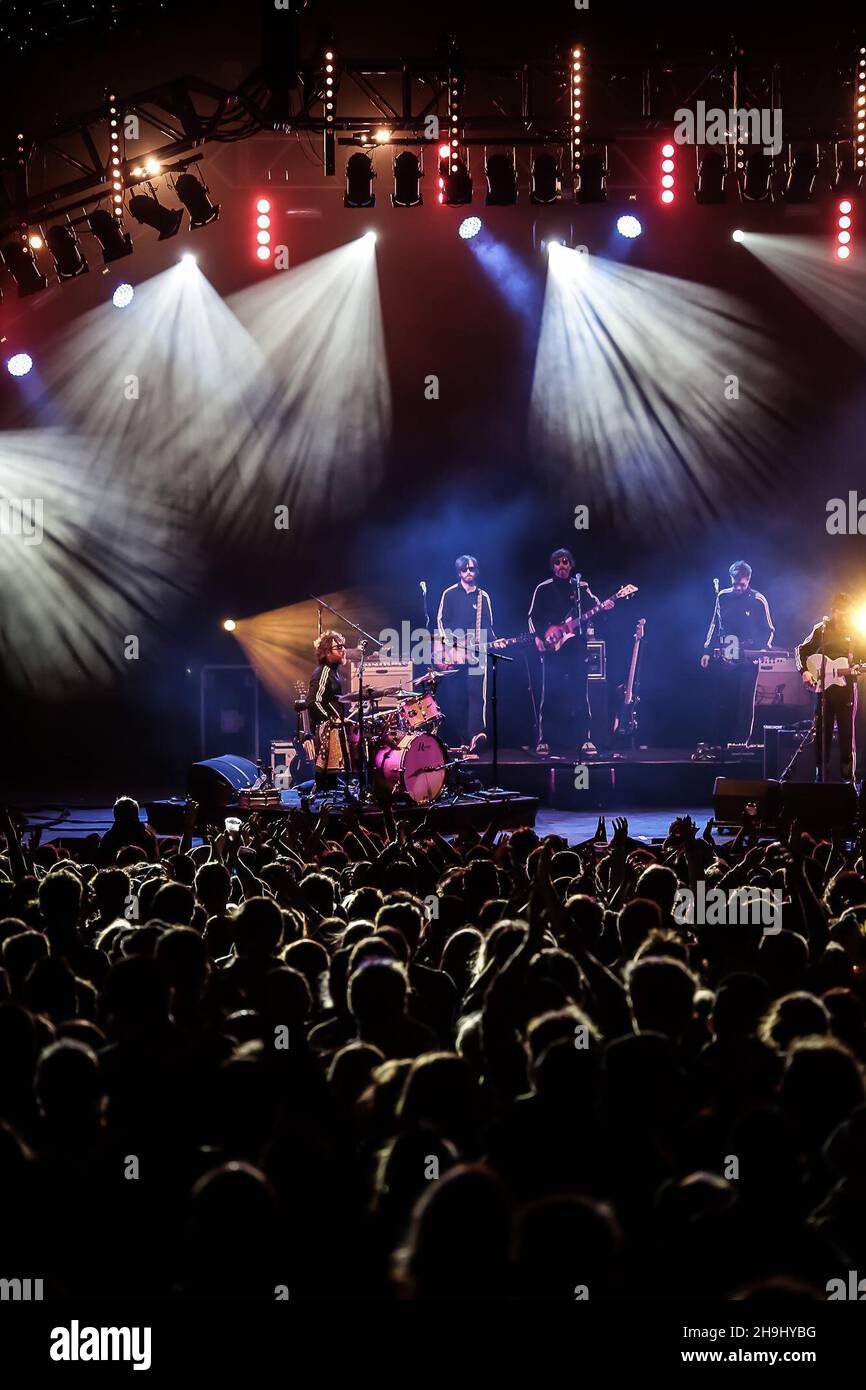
left=373, top=732, right=447, bottom=805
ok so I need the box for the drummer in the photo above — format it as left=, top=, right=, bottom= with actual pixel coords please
left=308, top=630, right=350, bottom=790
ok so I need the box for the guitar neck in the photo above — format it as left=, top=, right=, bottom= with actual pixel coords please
left=567, top=592, right=616, bottom=631
left=624, top=638, right=641, bottom=704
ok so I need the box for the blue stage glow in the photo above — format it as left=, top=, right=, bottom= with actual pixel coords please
left=616, top=214, right=643, bottom=239
left=458, top=216, right=482, bottom=240
left=113, top=283, right=134, bottom=308
left=7, top=353, right=33, bottom=377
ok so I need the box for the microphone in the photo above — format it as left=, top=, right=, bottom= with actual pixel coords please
left=419, top=580, right=427, bottom=595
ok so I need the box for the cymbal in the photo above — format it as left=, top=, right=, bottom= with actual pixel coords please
left=350, top=684, right=402, bottom=697
left=414, top=668, right=457, bottom=684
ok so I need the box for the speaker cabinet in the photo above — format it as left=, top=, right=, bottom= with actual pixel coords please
left=189, top=755, right=261, bottom=812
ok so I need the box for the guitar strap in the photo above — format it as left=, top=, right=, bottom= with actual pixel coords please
left=475, top=591, right=482, bottom=656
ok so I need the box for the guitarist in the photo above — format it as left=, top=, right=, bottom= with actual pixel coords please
left=797, top=592, right=859, bottom=783
left=528, top=548, right=612, bottom=756
left=434, top=555, right=495, bottom=747
left=700, top=560, right=775, bottom=747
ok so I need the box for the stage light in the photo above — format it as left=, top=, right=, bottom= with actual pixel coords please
left=448, top=58, right=464, bottom=182
left=112, top=282, right=134, bottom=308
left=732, top=229, right=745, bottom=242
left=362, top=231, right=377, bottom=243
left=1, top=241, right=48, bottom=297
left=46, top=224, right=89, bottom=280
left=181, top=252, right=197, bottom=266
left=438, top=144, right=450, bottom=159
left=129, top=192, right=184, bottom=239
left=658, top=141, right=676, bottom=204
left=223, top=619, right=237, bottom=632
left=741, top=153, right=772, bottom=202
left=577, top=152, right=607, bottom=204
left=174, top=172, right=220, bottom=229
left=28, top=233, right=43, bottom=250
left=253, top=195, right=272, bottom=263
left=88, top=208, right=133, bottom=262
left=696, top=151, right=726, bottom=204
left=836, top=198, right=854, bottom=260
left=323, top=43, right=338, bottom=174
left=107, top=93, right=125, bottom=219
left=7, top=353, right=33, bottom=377
left=615, top=214, right=642, bottom=239
left=345, top=152, right=375, bottom=207
left=374, top=129, right=390, bottom=144
left=438, top=153, right=473, bottom=206
left=486, top=152, right=517, bottom=205
left=530, top=153, right=560, bottom=204
left=853, top=604, right=866, bottom=637
left=145, top=157, right=162, bottom=176
left=857, top=48, right=866, bottom=172
left=570, top=45, right=583, bottom=194
left=392, top=151, right=422, bottom=208
left=458, top=216, right=482, bottom=239
left=784, top=148, right=818, bottom=203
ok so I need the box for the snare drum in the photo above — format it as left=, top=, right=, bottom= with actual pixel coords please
left=373, top=732, right=447, bottom=804
left=398, top=692, right=443, bottom=732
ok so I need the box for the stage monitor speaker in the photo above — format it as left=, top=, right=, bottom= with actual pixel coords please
left=713, top=777, right=782, bottom=827
left=189, top=755, right=261, bottom=811
left=779, top=782, right=857, bottom=834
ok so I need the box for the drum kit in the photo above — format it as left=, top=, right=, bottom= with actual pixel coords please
left=313, top=667, right=468, bottom=805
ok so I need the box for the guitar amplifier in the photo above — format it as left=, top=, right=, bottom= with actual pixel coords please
left=349, top=661, right=413, bottom=697
left=586, top=640, right=606, bottom=680
left=754, top=654, right=809, bottom=711
left=763, top=724, right=813, bottom=781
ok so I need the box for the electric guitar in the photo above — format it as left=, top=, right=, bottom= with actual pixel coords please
left=493, top=585, right=639, bottom=654
left=804, top=653, right=865, bottom=692
left=613, top=617, right=645, bottom=739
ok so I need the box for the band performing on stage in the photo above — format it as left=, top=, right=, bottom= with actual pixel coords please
left=296, top=551, right=864, bottom=803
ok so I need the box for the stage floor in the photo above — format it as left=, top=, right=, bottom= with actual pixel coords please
left=17, top=801, right=712, bottom=846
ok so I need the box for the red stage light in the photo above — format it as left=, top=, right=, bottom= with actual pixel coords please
left=660, top=141, right=675, bottom=203
left=836, top=198, right=853, bottom=260
left=254, top=197, right=273, bottom=263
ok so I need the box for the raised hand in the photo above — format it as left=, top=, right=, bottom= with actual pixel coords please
left=610, top=816, right=629, bottom=850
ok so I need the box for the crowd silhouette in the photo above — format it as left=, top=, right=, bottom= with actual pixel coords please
left=1, top=795, right=864, bottom=1301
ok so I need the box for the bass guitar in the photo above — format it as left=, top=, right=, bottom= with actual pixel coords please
left=613, top=617, right=645, bottom=741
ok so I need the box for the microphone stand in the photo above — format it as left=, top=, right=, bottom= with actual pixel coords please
left=485, top=650, right=513, bottom=795
left=820, top=628, right=828, bottom=786
left=357, top=640, right=369, bottom=802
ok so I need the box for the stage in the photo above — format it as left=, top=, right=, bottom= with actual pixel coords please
left=8, top=744, right=758, bottom=847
